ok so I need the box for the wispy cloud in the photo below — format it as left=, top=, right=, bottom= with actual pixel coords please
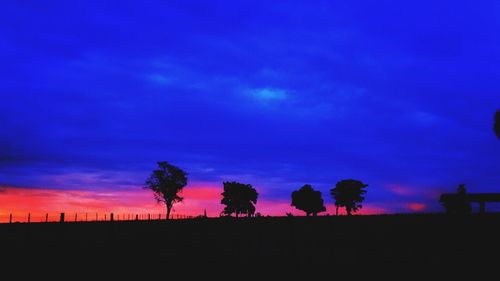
left=244, top=87, right=289, bottom=107
left=146, top=73, right=173, bottom=85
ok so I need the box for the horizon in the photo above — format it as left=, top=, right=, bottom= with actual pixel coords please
left=1, top=1, right=500, bottom=218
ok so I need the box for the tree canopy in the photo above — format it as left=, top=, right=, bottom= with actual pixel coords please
left=221, top=181, right=258, bottom=217
left=144, top=161, right=187, bottom=219
left=291, top=184, right=326, bottom=216
left=330, top=179, right=368, bottom=216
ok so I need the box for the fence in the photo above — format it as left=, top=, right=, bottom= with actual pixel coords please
left=0, top=212, right=195, bottom=224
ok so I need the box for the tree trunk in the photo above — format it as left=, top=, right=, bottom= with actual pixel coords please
left=336, top=206, right=339, bottom=216
left=166, top=206, right=171, bottom=220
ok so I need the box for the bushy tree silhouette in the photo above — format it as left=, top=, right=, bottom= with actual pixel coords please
left=494, top=110, right=500, bottom=139
left=144, top=161, right=187, bottom=220
left=330, top=179, right=368, bottom=216
left=221, top=182, right=258, bottom=217
left=291, top=184, right=326, bottom=216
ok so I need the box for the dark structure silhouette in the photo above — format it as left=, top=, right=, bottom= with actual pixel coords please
left=440, top=184, right=500, bottom=214
left=221, top=181, right=258, bottom=217
left=144, top=161, right=188, bottom=220
left=330, top=179, right=368, bottom=216
left=495, top=110, right=500, bottom=139
left=291, top=184, right=326, bottom=216
left=439, top=184, right=472, bottom=214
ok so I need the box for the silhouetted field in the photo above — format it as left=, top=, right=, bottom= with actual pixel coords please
left=1, top=214, right=499, bottom=278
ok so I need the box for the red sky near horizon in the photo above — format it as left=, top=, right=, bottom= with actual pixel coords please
left=0, top=183, right=428, bottom=223
left=1, top=1, right=499, bottom=225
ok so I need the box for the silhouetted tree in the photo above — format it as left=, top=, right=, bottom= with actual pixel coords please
left=330, top=179, right=368, bottom=216
left=144, top=161, right=187, bottom=220
left=440, top=184, right=472, bottom=215
left=494, top=110, right=500, bottom=139
left=221, top=181, right=258, bottom=217
left=291, top=184, right=326, bottom=216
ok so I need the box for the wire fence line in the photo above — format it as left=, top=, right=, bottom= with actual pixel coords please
left=0, top=212, right=196, bottom=224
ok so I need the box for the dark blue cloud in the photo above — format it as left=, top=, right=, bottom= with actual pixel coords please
left=1, top=1, right=499, bottom=212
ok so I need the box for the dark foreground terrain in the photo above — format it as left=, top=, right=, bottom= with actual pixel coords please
left=1, top=214, right=499, bottom=278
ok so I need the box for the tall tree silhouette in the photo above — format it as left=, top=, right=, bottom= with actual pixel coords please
left=221, top=182, right=258, bottom=217
left=494, top=110, right=500, bottom=139
left=291, top=184, right=326, bottom=216
left=330, top=179, right=368, bottom=216
left=144, top=161, right=187, bottom=220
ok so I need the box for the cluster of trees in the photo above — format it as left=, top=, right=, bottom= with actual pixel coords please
left=143, top=162, right=260, bottom=219
left=144, top=111, right=499, bottom=219
left=292, top=180, right=368, bottom=216
left=144, top=161, right=368, bottom=219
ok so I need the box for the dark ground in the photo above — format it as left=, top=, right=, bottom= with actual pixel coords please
left=1, top=214, right=499, bottom=278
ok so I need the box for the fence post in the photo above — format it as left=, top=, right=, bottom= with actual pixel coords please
left=75, top=213, right=77, bottom=222
left=60, top=213, right=65, bottom=223
left=96, top=213, right=98, bottom=221
left=28, top=213, right=30, bottom=223
left=135, top=214, right=138, bottom=221
left=105, top=214, right=107, bottom=221
left=45, top=213, right=48, bottom=223
left=86, top=213, right=88, bottom=222
left=110, top=213, right=114, bottom=222
left=9, top=213, right=12, bottom=223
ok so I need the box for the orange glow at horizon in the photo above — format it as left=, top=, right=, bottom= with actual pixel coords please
left=0, top=184, right=225, bottom=222
left=0, top=184, right=410, bottom=223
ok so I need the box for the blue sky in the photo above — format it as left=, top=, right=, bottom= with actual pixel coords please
left=1, top=1, right=499, bottom=214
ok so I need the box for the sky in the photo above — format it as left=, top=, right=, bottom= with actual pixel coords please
left=1, top=1, right=499, bottom=221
